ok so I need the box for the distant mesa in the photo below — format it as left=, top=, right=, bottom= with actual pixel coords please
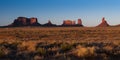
left=97, top=17, right=109, bottom=27
left=43, top=20, right=57, bottom=27
left=62, top=20, right=75, bottom=26
left=9, top=17, right=40, bottom=27
left=62, top=19, right=83, bottom=27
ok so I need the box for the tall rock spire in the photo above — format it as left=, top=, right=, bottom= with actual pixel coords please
left=43, top=20, right=57, bottom=27
left=78, top=19, right=82, bottom=25
left=97, top=17, right=109, bottom=27
left=77, top=19, right=83, bottom=27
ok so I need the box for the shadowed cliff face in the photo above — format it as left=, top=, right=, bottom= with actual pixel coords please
left=43, top=20, right=57, bottom=27
left=10, top=17, right=40, bottom=27
left=97, top=17, right=109, bottom=27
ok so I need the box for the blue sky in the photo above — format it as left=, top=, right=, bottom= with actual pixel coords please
left=0, top=0, right=120, bottom=26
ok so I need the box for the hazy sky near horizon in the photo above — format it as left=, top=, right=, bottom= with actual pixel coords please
left=0, top=0, right=120, bottom=26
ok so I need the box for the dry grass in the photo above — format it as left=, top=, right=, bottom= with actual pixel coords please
left=0, top=27, right=120, bottom=60
left=73, top=45, right=96, bottom=57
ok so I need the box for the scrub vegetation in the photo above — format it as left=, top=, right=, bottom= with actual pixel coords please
left=0, top=27, right=120, bottom=60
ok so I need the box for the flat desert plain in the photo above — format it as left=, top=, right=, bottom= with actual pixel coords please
left=0, top=27, right=120, bottom=60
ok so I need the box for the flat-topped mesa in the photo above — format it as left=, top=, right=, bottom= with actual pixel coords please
left=10, top=17, right=40, bottom=27
left=62, top=19, right=84, bottom=27
left=62, top=20, right=75, bottom=26
left=12, top=17, right=27, bottom=26
left=43, top=20, right=57, bottom=27
left=97, top=17, right=110, bottom=27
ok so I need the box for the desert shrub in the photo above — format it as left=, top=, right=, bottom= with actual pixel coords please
left=73, top=45, right=96, bottom=58
left=0, top=47, right=6, bottom=57
left=36, top=48, right=46, bottom=56
left=0, top=42, right=9, bottom=47
left=9, top=42, right=19, bottom=50
left=103, top=45, right=113, bottom=52
left=17, top=45, right=28, bottom=52
left=0, top=42, right=20, bottom=50
left=34, top=55, right=43, bottom=60
left=60, top=43, right=73, bottom=53
left=0, top=46, right=11, bottom=58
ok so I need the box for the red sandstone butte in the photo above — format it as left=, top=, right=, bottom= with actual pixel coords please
left=62, top=20, right=75, bottom=25
left=10, top=17, right=40, bottom=26
left=62, top=19, right=83, bottom=27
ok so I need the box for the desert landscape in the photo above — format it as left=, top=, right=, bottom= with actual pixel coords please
left=1, top=0, right=120, bottom=60
left=0, top=27, right=120, bottom=60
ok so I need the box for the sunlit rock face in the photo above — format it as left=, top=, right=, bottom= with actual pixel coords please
left=77, top=19, right=82, bottom=25
left=30, top=18, right=38, bottom=24
left=97, top=17, right=109, bottom=27
left=62, top=20, right=74, bottom=25
left=62, top=19, right=83, bottom=27
left=76, top=19, right=83, bottom=26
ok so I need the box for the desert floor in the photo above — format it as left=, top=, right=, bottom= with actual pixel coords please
left=0, top=27, right=120, bottom=60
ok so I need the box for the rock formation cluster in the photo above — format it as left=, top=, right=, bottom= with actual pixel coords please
left=2, top=16, right=116, bottom=27
left=8, top=17, right=84, bottom=27
left=62, top=19, right=83, bottom=27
